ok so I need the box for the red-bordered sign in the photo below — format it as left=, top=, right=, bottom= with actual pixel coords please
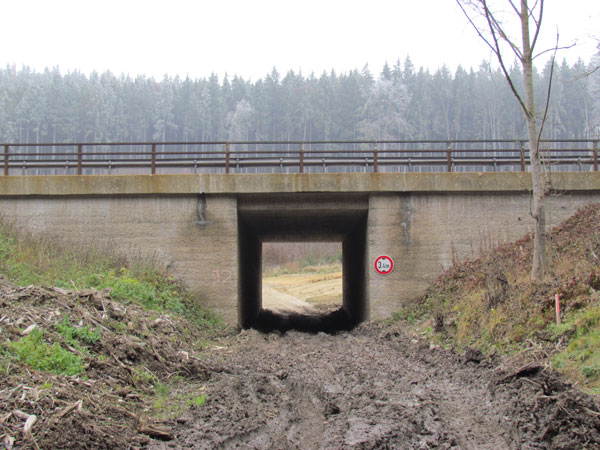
left=374, top=255, right=394, bottom=275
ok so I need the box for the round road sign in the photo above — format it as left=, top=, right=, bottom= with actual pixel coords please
left=374, top=255, right=394, bottom=275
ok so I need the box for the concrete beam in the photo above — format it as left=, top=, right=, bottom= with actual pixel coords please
left=2, top=172, right=600, bottom=197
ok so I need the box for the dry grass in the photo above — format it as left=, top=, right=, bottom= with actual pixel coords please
left=396, top=203, right=600, bottom=394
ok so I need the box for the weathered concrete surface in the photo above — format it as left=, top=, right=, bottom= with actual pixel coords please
left=1, top=173, right=600, bottom=326
left=367, top=192, right=600, bottom=319
left=0, top=194, right=239, bottom=324
left=2, top=172, right=600, bottom=196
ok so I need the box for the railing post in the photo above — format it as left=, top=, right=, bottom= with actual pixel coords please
left=299, top=143, right=304, bottom=174
left=225, top=142, right=230, bottom=174
left=3, top=145, right=8, bottom=176
left=446, top=142, right=452, bottom=172
left=594, top=140, right=598, bottom=172
left=520, top=141, right=526, bottom=172
left=373, top=142, right=378, bottom=173
left=77, top=144, right=83, bottom=175
left=151, top=143, right=157, bottom=175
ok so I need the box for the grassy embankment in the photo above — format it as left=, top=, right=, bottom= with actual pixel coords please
left=0, top=221, right=224, bottom=421
left=394, top=203, right=600, bottom=394
left=0, top=223, right=221, bottom=330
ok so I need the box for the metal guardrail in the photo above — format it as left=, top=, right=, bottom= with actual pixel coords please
left=2, top=140, right=599, bottom=176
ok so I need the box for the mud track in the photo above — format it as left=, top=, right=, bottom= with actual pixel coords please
left=150, top=323, right=600, bottom=449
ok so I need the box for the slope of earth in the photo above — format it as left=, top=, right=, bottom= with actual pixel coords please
left=399, top=203, right=600, bottom=394
left=0, top=277, right=232, bottom=450
left=150, top=322, right=600, bottom=450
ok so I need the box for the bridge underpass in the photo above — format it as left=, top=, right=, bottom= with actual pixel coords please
left=237, top=194, right=368, bottom=332
left=1, top=172, right=600, bottom=328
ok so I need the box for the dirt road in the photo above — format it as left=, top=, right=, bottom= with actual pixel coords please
left=261, top=284, right=320, bottom=315
left=262, top=270, right=342, bottom=314
left=150, top=322, right=600, bottom=449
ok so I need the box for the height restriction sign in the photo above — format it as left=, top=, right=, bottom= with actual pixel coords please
left=374, top=255, right=394, bottom=275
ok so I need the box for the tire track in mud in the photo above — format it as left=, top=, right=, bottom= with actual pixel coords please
left=150, top=323, right=599, bottom=449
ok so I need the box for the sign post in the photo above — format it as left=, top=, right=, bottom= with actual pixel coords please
left=374, top=255, right=394, bottom=275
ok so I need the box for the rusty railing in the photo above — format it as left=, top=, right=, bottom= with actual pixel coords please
left=0, top=139, right=598, bottom=176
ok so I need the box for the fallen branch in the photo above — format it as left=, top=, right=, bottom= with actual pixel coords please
left=23, top=415, right=37, bottom=435
left=492, top=363, right=543, bottom=386
left=138, top=424, right=174, bottom=441
left=57, top=400, right=83, bottom=418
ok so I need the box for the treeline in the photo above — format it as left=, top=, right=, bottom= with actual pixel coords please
left=263, top=243, right=341, bottom=270
left=0, top=56, right=598, bottom=145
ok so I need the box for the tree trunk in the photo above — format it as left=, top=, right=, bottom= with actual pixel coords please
left=520, top=0, right=546, bottom=281
left=526, top=100, right=546, bottom=281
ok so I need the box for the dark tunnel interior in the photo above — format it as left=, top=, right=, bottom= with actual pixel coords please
left=237, top=194, right=369, bottom=333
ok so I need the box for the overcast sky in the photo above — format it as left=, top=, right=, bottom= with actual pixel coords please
left=1, top=0, right=599, bottom=81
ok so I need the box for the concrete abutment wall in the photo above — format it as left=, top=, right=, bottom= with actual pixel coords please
left=1, top=173, right=600, bottom=328
left=0, top=193, right=240, bottom=323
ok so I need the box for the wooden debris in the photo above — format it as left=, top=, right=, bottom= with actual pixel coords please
left=23, top=414, right=37, bottom=435
left=12, top=410, right=38, bottom=435
left=57, top=400, right=83, bottom=418
left=0, top=277, right=209, bottom=449
left=3, top=434, right=15, bottom=450
left=138, top=424, right=174, bottom=441
left=12, top=410, right=30, bottom=421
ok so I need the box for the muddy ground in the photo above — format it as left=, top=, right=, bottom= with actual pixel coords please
left=2, top=275, right=599, bottom=449
left=151, top=323, right=600, bottom=450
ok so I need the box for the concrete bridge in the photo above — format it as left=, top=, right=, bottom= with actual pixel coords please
left=1, top=172, right=600, bottom=329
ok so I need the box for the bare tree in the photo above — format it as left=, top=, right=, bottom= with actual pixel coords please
left=456, top=0, right=559, bottom=281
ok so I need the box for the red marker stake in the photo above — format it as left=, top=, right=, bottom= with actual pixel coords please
left=555, top=293, right=561, bottom=326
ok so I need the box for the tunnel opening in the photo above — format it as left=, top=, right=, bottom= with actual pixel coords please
left=238, top=194, right=369, bottom=333
left=262, top=242, right=343, bottom=315
left=260, top=242, right=343, bottom=331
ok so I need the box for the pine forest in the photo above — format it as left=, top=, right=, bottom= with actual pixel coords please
left=1, top=56, right=599, bottom=146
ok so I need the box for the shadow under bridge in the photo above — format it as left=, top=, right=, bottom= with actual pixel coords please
left=237, top=193, right=369, bottom=333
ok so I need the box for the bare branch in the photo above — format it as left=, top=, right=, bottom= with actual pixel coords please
left=572, top=65, right=600, bottom=81
left=533, top=41, right=576, bottom=60
left=455, top=0, right=499, bottom=55
left=527, top=0, right=541, bottom=28
left=496, top=55, right=529, bottom=116
left=483, top=0, right=523, bottom=59
left=530, top=0, right=544, bottom=53
left=537, top=34, right=558, bottom=144
left=476, top=1, right=529, bottom=114
left=507, top=0, right=521, bottom=16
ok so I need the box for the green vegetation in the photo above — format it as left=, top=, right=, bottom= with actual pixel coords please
left=264, top=262, right=343, bottom=277
left=0, top=222, right=221, bottom=330
left=188, top=395, right=207, bottom=407
left=56, top=315, right=102, bottom=349
left=394, top=204, right=600, bottom=393
left=0, top=219, right=219, bottom=432
left=151, top=382, right=208, bottom=419
left=262, top=242, right=342, bottom=276
left=551, top=303, right=600, bottom=394
left=298, top=249, right=342, bottom=269
left=3, top=328, right=85, bottom=376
